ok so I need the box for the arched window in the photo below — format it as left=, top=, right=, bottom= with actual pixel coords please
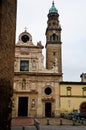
left=20, top=60, right=29, bottom=71
left=50, top=33, right=58, bottom=42
left=82, top=87, right=86, bottom=96
left=67, top=86, right=72, bottom=96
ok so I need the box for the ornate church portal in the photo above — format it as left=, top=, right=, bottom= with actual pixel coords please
left=45, top=103, right=52, bottom=117
left=18, top=97, right=28, bottom=117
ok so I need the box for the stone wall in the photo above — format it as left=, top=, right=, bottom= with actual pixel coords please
left=0, top=0, right=17, bottom=129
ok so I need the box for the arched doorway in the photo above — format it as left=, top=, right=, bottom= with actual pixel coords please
left=45, top=102, right=52, bottom=117
left=80, top=102, right=86, bottom=115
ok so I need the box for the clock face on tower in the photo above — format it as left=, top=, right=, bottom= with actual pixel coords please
left=21, top=35, right=29, bottom=43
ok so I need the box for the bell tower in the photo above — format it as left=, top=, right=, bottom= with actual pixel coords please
left=46, top=1, right=62, bottom=74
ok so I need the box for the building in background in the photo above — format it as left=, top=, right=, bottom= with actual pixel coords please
left=60, top=76, right=86, bottom=114
left=12, top=2, right=86, bottom=117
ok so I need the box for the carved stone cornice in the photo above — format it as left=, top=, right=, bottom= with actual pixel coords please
left=42, top=97, right=55, bottom=102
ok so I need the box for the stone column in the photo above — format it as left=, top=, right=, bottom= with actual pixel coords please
left=54, top=82, right=60, bottom=117
left=0, top=0, right=17, bottom=130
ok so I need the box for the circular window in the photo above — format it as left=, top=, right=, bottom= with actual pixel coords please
left=45, top=87, right=52, bottom=95
left=21, top=35, right=29, bottom=43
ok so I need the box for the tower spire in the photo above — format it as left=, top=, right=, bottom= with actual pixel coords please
left=52, top=0, right=54, bottom=6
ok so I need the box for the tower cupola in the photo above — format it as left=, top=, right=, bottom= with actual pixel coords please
left=49, top=1, right=58, bottom=14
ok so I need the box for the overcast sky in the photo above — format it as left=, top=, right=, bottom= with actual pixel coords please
left=16, top=0, right=86, bottom=82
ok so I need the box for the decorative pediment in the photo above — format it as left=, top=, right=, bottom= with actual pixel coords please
left=16, top=31, right=35, bottom=47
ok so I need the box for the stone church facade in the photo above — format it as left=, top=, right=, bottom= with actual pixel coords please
left=12, top=2, right=86, bottom=117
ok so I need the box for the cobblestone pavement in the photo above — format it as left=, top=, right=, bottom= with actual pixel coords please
left=11, top=125, right=86, bottom=130
left=11, top=126, right=36, bottom=130
left=40, top=125, right=86, bottom=130
left=11, top=117, right=86, bottom=130
left=11, top=117, right=34, bottom=126
left=37, top=118, right=73, bottom=125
